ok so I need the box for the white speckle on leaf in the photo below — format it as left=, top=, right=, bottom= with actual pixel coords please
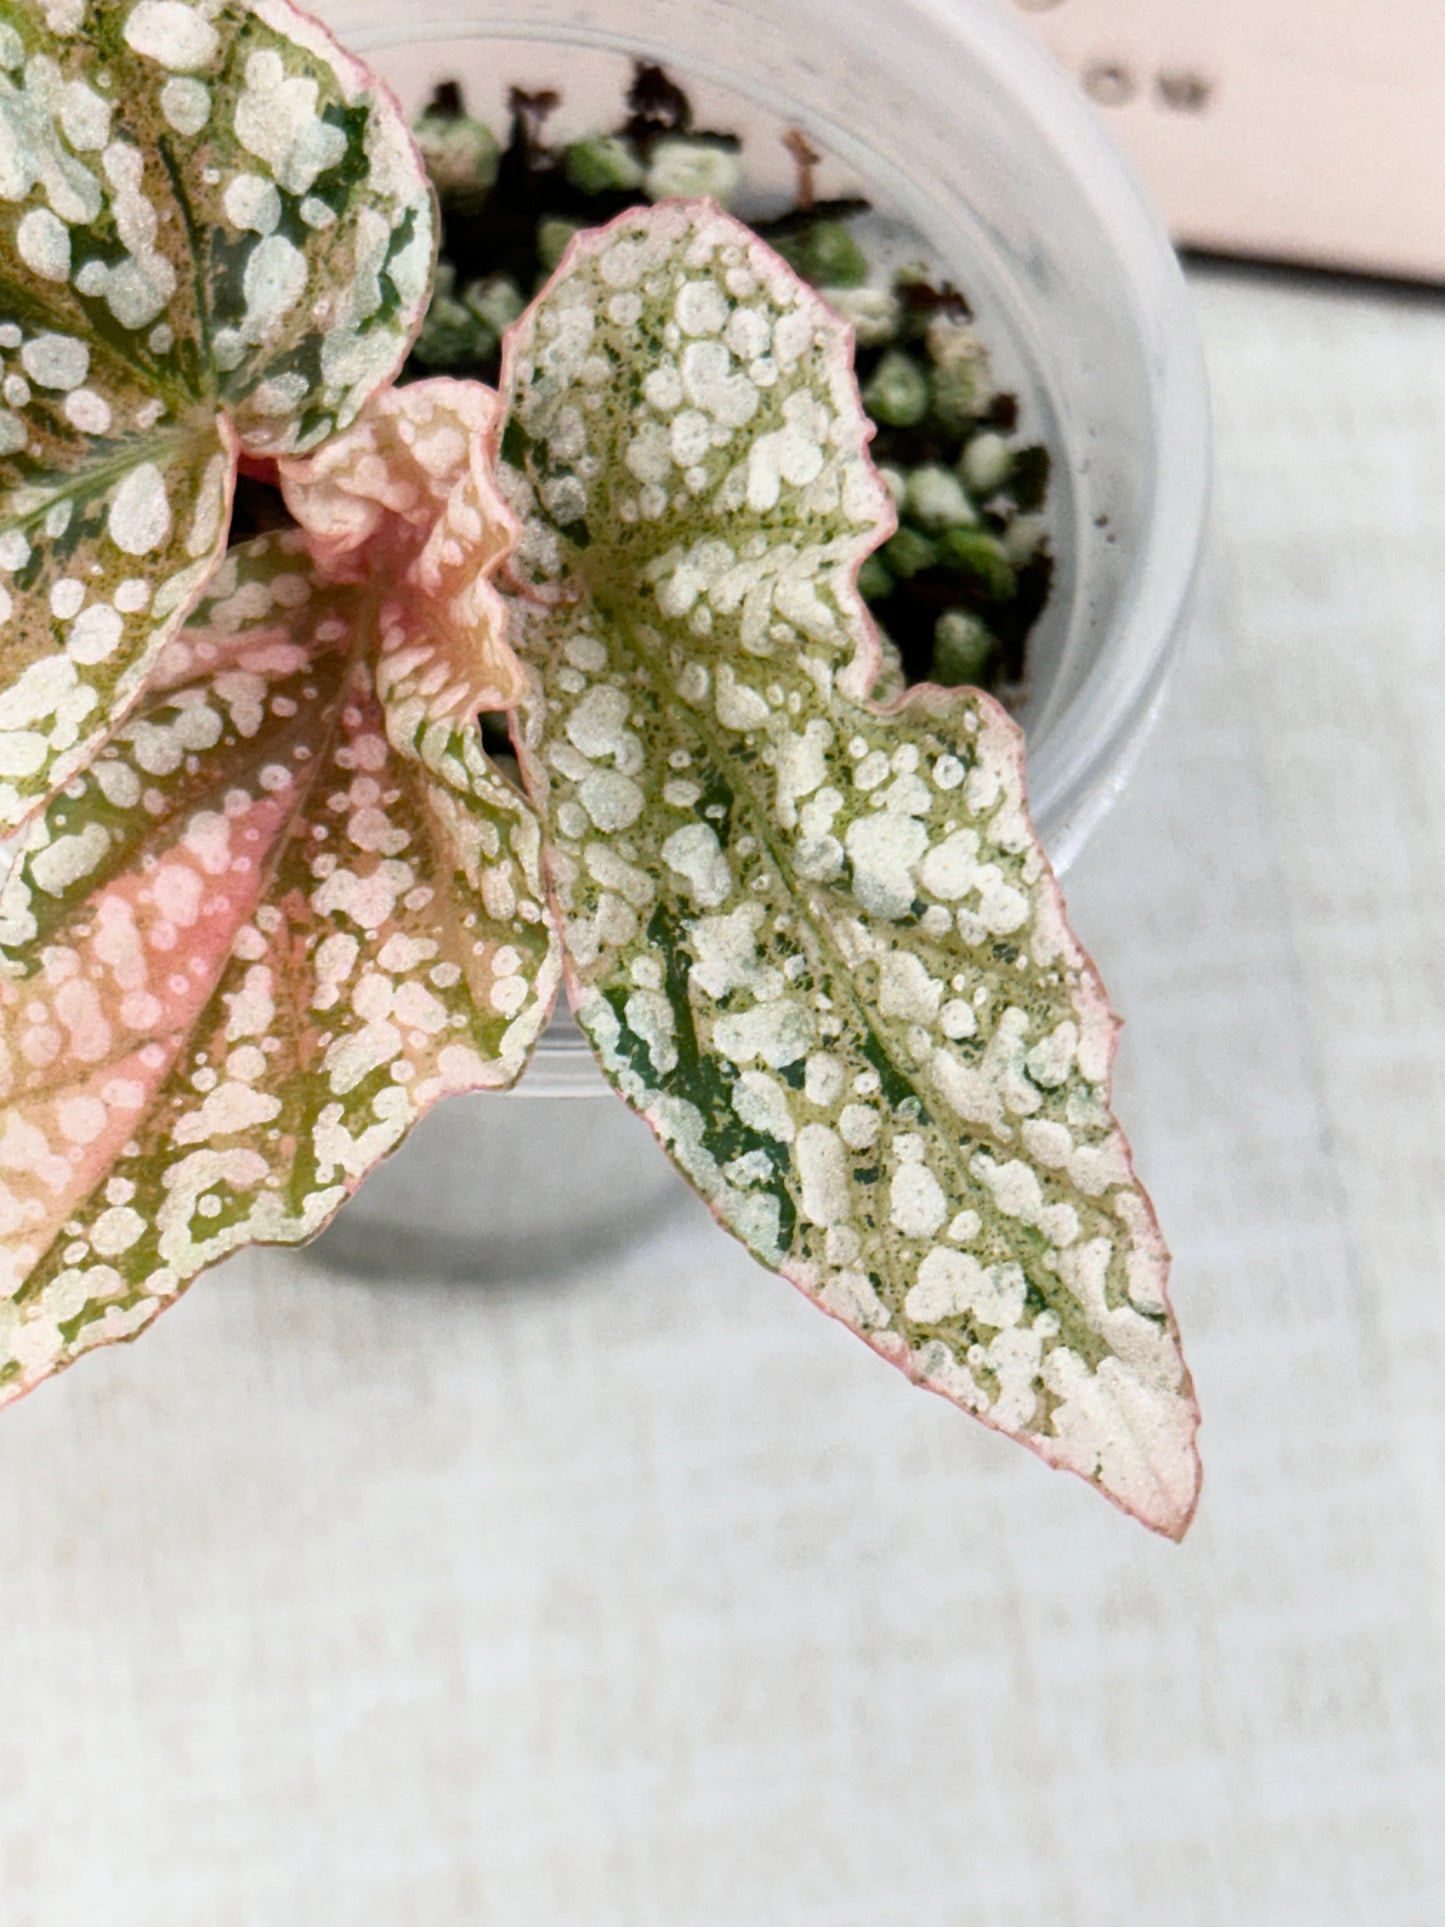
left=224, top=173, right=282, bottom=235
left=681, top=339, right=759, bottom=429
left=21, top=333, right=89, bottom=390
left=64, top=388, right=112, bottom=434
left=123, top=3, right=221, bottom=72
left=838, top=1103, right=879, bottom=1149
left=90, top=1207, right=148, bottom=1257
left=235, top=49, right=347, bottom=195
left=578, top=769, right=644, bottom=831
left=58, top=1096, right=108, bottom=1145
left=713, top=1000, right=813, bottom=1071
left=796, top=1123, right=849, bottom=1227
left=660, top=822, right=732, bottom=908
left=804, top=1053, right=845, bottom=1108
left=0, top=730, right=48, bottom=777
left=732, top=1069, right=795, bottom=1142
left=890, top=1159, right=948, bottom=1237
left=978, top=1156, right=1048, bottom=1217
left=50, top=580, right=85, bottom=621
left=60, top=81, right=112, bottom=151
left=564, top=684, right=636, bottom=763
left=844, top=813, right=929, bottom=919
left=599, top=238, right=647, bottom=288
left=905, top=1248, right=1026, bottom=1330
left=623, top=988, right=677, bottom=1073
left=17, top=209, right=70, bottom=281
left=714, top=664, right=770, bottom=731
left=241, top=234, right=307, bottom=338
left=30, top=822, right=110, bottom=895
left=876, top=950, right=942, bottom=1022
left=160, top=77, right=211, bottom=135
left=675, top=278, right=729, bottom=337
left=67, top=604, right=125, bottom=664
left=939, top=998, right=976, bottom=1041
left=108, top=464, right=171, bottom=555
left=172, top=1082, right=283, bottom=1145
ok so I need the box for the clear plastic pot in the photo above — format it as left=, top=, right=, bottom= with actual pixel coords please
left=304, top=0, right=1210, bottom=1278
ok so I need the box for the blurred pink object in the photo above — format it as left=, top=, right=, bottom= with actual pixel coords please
left=1011, top=0, right=1445, bottom=282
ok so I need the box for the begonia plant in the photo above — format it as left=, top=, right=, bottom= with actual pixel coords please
left=0, top=0, right=1200, bottom=1537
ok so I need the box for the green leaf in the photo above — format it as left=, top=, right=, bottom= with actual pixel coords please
left=0, top=522, right=557, bottom=1408
left=500, top=204, right=1200, bottom=1536
left=0, top=0, right=435, bottom=825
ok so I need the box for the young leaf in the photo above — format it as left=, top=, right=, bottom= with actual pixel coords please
left=499, top=203, right=1200, bottom=1536
left=0, top=528, right=558, bottom=1408
left=279, top=377, right=525, bottom=719
left=0, top=0, right=435, bottom=825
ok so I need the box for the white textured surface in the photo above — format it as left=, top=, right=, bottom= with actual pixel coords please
left=4, top=267, right=1445, bottom=1923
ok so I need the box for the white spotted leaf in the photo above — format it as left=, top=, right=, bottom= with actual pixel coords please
left=0, top=491, right=558, bottom=1405
left=0, top=0, right=435, bottom=826
left=500, top=203, right=1200, bottom=1537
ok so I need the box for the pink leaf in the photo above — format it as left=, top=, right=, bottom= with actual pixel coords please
left=0, top=532, right=559, bottom=1407
left=280, top=379, right=527, bottom=720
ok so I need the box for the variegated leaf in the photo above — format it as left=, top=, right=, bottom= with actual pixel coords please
left=0, top=0, right=435, bottom=824
left=0, top=530, right=558, bottom=1407
left=500, top=204, right=1200, bottom=1536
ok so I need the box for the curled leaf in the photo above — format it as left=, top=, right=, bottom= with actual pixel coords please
left=0, top=529, right=558, bottom=1407
left=500, top=203, right=1199, bottom=1536
left=0, top=0, right=436, bottom=824
left=280, top=377, right=525, bottom=717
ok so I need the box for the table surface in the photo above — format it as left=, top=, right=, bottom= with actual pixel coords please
left=5, top=264, right=1445, bottom=1927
